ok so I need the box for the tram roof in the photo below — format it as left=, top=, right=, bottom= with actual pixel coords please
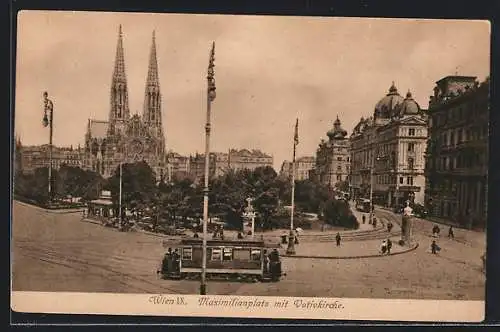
left=162, top=238, right=280, bottom=248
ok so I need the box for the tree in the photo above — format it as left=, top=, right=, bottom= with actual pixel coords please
left=335, top=180, right=350, bottom=193
left=106, top=161, right=158, bottom=213
left=322, top=198, right=358, bottom=229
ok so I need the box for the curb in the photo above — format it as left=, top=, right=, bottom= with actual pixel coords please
left=281, top=242, right=419, bottom=260
left=15, top=200, right=85, bottom=214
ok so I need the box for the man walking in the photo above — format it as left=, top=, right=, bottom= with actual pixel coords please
left=336, top=232, right=341, bottom=247
left=448, top=226, right=454, bottom=239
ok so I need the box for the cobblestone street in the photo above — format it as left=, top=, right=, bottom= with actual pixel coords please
left=11, top=201, right=485, bottom=300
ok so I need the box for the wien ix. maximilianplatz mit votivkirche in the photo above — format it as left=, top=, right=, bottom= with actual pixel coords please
left=13, top=16, right=489, bottom=315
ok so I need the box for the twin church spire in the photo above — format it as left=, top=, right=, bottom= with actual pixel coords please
left=109, top=25, right=162, bottom=132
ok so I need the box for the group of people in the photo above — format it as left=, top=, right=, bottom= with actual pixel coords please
left=160, top=247, right=181, bottom=275
left=263, top=248, right=282, bottom=279
left=380, top=238, right=393, bottom=255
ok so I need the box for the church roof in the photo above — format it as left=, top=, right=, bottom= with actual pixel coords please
left=89, top=119, right=109, bottom=139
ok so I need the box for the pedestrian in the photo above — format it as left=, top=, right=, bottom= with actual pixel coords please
left=172, top=249, right=180, bottom=272
left=362, top=215, right=366, bottom=224
left=336, top=232, right=341, bottom=247
left=387, top=221, right=393, bottom=233
left=431, top=240, right=440, bottom=254
left=448, top=226, right=454, bottom=239
left=380, top=240, right=387, bottom=254
left=263, top=250, right=269, bottom=274
left=373, top=217, right=377, bottom=228
left=432, top=225, right=440, bottom=238
left=387, top=239, right=392, bottom=254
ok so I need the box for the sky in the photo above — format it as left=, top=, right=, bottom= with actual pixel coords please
left=15, top=11, right=490, bottom=170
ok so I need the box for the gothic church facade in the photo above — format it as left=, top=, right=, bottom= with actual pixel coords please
left=82, top=26, right=167, bottom=180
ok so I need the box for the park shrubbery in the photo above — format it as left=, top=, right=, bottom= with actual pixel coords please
left=14, top=162, right=360, bottom=231
left=321, top=198, right=359, bottom=230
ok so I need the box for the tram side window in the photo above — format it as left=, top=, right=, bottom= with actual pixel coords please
left=182, top=247, right=192, bottom=260
left=251, top=249, right=261, bottom=261
left=233, top=248, right=250, bottom=260
left=223, top=248, right=233, bottom=261
left=211, top=248, right=222, bottom=261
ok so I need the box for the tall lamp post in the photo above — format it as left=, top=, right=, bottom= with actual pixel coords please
left=112, top=147, right=124, bottom=228
left=42, top=92, right=54, bottom=202
left=286, top=118, right=299, bottom=255
left=200, top=41, right=216, bottom=296
left=369, top=156, right=380, bottom=224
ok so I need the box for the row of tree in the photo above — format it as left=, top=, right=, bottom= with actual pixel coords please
left=13, top=162, right=358, bottom=230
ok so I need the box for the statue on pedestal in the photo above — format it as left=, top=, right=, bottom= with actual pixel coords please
left=401, top=200, right=413, bottom=247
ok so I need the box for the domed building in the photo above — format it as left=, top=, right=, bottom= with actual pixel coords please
left=349, top=82, right=428, bottom=208
left=315, top=116, right=351, bottom=188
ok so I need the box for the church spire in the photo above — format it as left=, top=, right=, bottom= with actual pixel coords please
left=113, top=25, right=127, bottom=84
left=145, top=30, right=160, bottom=88
left=143, top=30, right=162, bottom=128
left=109, top=25, right=130, bottom=131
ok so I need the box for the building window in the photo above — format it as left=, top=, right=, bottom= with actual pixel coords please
left=450, top=132, right=455, bottom=145
left=347, top=157, right=350, bottom=162
left=409, top=128, right=415, bottom=136
left=399, top=177, right=404, bottom=184
left=408, top=157, right=414, bottom=170
left=408, top=143, right=415, bottom=152
left=337, top=157, right=342, bottom=161
left=337, top=175, right=342, bottom=181
left=407, top=176, right=413, bottom=186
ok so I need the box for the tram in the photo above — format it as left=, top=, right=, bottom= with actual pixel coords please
left=355, top=198, right=372, bottom=213
left=158, top=238, right=284, bottom=282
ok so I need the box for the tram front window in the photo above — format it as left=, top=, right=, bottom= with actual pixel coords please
left=251, top=249, right=261, bottom=261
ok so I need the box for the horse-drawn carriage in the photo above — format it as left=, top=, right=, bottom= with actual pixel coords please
left=158, top=238, right=284, bottom=282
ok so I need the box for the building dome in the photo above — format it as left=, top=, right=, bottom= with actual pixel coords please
left=374, top=82, right=405, bottom=119
left=396, top=90, right=420, bottom=116
left=327, top=115, right=348, bottom=140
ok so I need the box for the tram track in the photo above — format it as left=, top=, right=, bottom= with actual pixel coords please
left=15, top=243, right=188, bottom=295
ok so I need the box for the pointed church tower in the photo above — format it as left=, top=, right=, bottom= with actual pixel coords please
left=108, top=25, right=130, bottom=135
left=143, top=31, right=163, bottom=134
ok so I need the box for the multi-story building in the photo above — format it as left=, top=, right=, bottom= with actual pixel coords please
left=82, top=26, right=167, bottom=180
left=228, top=149, right=274, bottom=172
left=315, top=116, right=350, bottom=188
left=19, top=144, right=83, bottom=174
left=280, top=156, right=315, bottom=181
left=350, top=83, right=427, bottom=207
left=166, top=151, right=191, bottom=182
left=188, top=149, right=274, bottom=184
left=424, top=75, right=489, bottom=229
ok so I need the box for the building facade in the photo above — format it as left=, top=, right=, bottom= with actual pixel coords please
left=315, top=116, right=350, bottom=188
left=82, top=26, right=167, bottom=180
left=166, top=151, right=191, bottom=182
left=188, top=149, right=274, bottom=184
left=280, top=156, right=315, bottom=181
left=424, top=75, right=489, bottom=229
left=19, top=144, right=83, bottom=174
left=350, top=83, right=427, bottom=207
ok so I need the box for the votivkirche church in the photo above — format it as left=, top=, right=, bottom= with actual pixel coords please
left=82, top=26, right=167, bottom=180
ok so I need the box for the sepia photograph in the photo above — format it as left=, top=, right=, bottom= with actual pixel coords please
left=11, top=10, right=490, bottom=322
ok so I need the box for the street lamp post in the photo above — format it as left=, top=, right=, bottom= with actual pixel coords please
left=200, top=41, right=216, bottom=296
left=42, top=92, right=54, bottom=202
left=286, top=118, right=299, bottom=255
left=369, top=156, right=380, bottom=224
left=119, top=161, right=123, bottom=228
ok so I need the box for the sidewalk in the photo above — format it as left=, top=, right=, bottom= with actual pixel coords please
left=280, top=236, right=418, bottom=259
left=14, top=200, right=85, bottom=214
